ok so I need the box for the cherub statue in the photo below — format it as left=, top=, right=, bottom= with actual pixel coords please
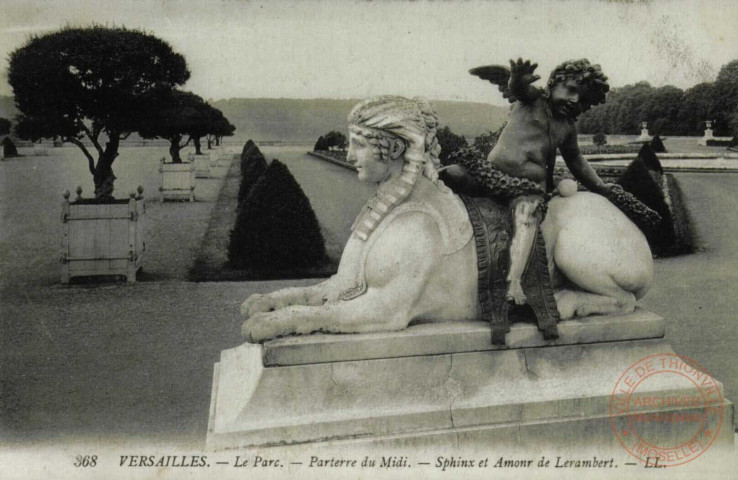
left=240, top=95, right=654, bottom=344
left=463, top=58, right=615, bottom=305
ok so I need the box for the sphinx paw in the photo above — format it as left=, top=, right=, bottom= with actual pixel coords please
left=241, top=293, right=278, bottom=319
left=241, top=312, right=281, bottom=343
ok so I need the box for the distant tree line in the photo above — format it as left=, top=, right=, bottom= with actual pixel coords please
left=577, top=60, right=738, bottom=137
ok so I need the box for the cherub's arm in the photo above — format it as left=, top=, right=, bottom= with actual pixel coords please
left=508, top=58, right=543, bottom=104
left=559, top=128, right=609, bottom=195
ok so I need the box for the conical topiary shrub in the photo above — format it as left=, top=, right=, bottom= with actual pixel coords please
left=238, top=140, right=268, bottom=204
left=228, top=159, right=327, bottom=271
left=650, top=135, right=667, bottom=153
left=637, top=142, right=664, bottom=174
left=617, top=149, right=674, bottom=256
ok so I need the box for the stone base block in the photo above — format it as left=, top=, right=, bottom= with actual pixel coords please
left=207, top=310, right=734, bottom=461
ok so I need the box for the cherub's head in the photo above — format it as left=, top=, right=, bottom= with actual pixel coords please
left=546, top=59, right=609, bottom=118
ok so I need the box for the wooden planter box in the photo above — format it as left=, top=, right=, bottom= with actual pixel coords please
left=191, top=154, right=211, bottom=178
left=217, top=151, right=233, bottom=167
left=33, top=144, right=49, bottom=156
left=159, top=160, right=195, bottom=202
left=61, top=188, right=145, bottom=284
left=208, top=151, right=219, bottom=168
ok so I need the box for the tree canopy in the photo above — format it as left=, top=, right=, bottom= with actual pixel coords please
left=8, top=26, right=190, bottom=198
left=138, top=89, right=234, bottom=162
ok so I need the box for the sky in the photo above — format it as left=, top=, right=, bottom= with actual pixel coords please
left=1, top=0, right=737, bottom=106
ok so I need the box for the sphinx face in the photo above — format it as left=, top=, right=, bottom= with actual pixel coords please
left=347, top=132, right=390, bottom=183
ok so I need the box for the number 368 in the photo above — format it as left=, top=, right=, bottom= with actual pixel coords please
left=74, top=455, right=97, bottom=467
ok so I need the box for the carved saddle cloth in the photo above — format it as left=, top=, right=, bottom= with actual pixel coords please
left=458, top=194, right=560, bottom=345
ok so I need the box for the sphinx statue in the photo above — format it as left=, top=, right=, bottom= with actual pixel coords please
left=241, top=95, right=653, bottom=344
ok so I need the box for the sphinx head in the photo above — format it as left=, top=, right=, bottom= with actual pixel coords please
left=346, top=96, right=444, bottom=240
left=348, top=96, right=441, bottom=178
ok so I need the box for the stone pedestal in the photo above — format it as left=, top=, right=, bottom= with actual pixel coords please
left=207, top=309, right=734, bottom=463
left=699, top=127, right=715, bottom=146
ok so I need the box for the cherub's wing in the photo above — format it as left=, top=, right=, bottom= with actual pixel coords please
left=469, top=65, right=517, bottom=103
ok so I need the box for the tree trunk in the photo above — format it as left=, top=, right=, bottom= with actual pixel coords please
left=169, top=138, right=183, bottom=163
left=206, top=135, right=213, bottom=150
left=93, top=136, right=120, bottom=200
left=194, top=136, right=202, bottom=155
left=93, top=154, right=117, bottom=200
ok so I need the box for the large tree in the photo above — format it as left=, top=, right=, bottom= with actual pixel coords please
left=138, top=90, right=233, bottom=162
left=8, top=26, right=189, bottom=199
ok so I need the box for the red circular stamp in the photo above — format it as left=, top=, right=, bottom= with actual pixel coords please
left=609, top=353, right=724, bottom=467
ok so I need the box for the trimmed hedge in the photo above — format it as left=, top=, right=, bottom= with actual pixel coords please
left=706, top=138, right=733, bottom=147
left=579, top=144, right=643, bottom=155
left=238, top=140, right=267, bottom=204
left=227, top=159, right=327, bottom=270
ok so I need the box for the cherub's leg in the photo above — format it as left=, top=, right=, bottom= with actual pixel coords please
left=506, top=196, right=542, bottom=305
